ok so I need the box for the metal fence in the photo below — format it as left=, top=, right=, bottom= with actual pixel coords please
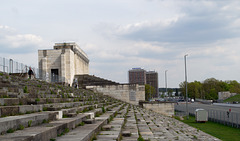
left=0, top=57, right=71, bottom=85
left=175, top=105, right=240, bottom=128
left=0, top=57, right=38, bottom=77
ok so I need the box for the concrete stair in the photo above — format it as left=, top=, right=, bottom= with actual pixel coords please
left=94, top=104, right=128, bottom=141
left=0, top=72, right=221, bottom=141
left=0, top=103, right=122, bottom=141
left=56, top=104, right=124, bottom=141
left=0, top=72, right=123, bottom=141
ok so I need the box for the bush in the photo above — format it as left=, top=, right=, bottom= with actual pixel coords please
left=35, top=98, right=40, bottom=102
left=64, top=128, right=69, bottom=134
left=78, top=122, right=85, bottom=126
left=138, top=136, right=144, bottom=141
left=7, top=128, right=15, bottom=133
left=23, top=86, right=28, bottom=93
left=102, top=106, right=106, bottom=113
left=18, top=124, right=24, bottom=130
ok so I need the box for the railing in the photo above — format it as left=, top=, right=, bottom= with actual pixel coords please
left=0, top=57, right=70, bottom=85
left=0, top=57, right=38, bottom=77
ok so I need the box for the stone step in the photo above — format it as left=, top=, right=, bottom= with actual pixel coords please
left=0, top=111, right=58, bottom=135
left=94, top=105, right=128, bottom=141
left=122, top=106, right=139, bottom=141
left=56, top=104, right=124, bottom=141
left=0, top=102, right=120, bottom=137
left=0, top=113, right=90, bottom=141
left=0, top=105, right=43, bottom=117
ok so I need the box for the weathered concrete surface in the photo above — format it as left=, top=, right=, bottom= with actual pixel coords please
left=0, top=98, right=19, bottom=106
left=0, top=112, right=49, bottom=135
left=38, top=42, right=89, bottom=85
left=0, top=113, right=89, bottom=141
left=0, top=105, right=43, bottom=117
left=143, top=102, right=174, bottom=117
left=56, top=105, right=123, bottom=141
left=87, top=84, right=145, bottom=105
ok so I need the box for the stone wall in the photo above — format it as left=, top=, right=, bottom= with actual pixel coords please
left=218, top=91, right=237, bottom=100
left=86, top=84, right=145, bottom=105
left=143, top=102, right=174, bottom=117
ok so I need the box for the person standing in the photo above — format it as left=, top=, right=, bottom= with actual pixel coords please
left=28, top=67, right=34, bottom=79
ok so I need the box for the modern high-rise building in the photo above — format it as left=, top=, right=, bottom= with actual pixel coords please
left=146, top=71, right=159, bottom=98
left=128, top=68, right=159, bottom=98
left=128, top=68, right=146, bottom=85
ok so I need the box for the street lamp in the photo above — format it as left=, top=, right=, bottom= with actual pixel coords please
left=165, top=70, right=168, bottom=97
left=184, top=54, right=189, bottom=119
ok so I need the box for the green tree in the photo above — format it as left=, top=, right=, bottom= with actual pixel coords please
left=145, top=84, right=156, bottom=101
left=228, top=80, right=240, bottom=93
left=180, top=78, right=240, bottom=100
left=179, top=81, right=202, bottom=99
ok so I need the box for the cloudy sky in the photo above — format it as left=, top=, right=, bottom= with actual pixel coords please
left=1, top=0, right=240, bottom=88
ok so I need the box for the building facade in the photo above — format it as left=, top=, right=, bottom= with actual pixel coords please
left=38, top=42, right=89, bottom=85
left=146, top=71, right=159, bottom=98
left=128, top=68, right=146, bottom=85
left=129, top=68, right=159, bottom=98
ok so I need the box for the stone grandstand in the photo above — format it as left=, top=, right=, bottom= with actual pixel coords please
left=0, top=72, right=220, bottom=141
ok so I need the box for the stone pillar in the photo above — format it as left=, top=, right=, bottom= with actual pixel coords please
left=61, top=54, right=66, bottom=83
left=41, top=57, right=48, bottom=82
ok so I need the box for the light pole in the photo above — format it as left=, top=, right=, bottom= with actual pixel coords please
left=184, top=54, right=189, bottom=119
left=165, top=70, right=168, bottom=97
left=150, top=82, right=152, bottom=101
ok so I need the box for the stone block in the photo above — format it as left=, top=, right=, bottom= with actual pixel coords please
left=0, top=106, right=19, bottom=117
left=0, top=98, right=19, bottom=106
left=122, top=131, right=131, bottom=137
left=56, top=111, right=63, bottom=119
left=19, top=98, right=28, bottom=105
left=47, top=107, right=61, bottom=111
left=64, top=113, right=77, bottom=118
left=19, top=105, right=43, bottom=114
left=84, top=119, right=96, bottom=124
left=47, top=98, right=61, bottom=103
left=102, top=125, right=112, bottom=131
left=6, top=92, right=18, bottom=98
left=48, top=111, right=59, bottom=121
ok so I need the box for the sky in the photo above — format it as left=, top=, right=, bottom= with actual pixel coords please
left=1, top=0, right=240, bottom=88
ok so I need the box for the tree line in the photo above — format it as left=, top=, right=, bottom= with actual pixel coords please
left=179, top=78, right=240, bottom=100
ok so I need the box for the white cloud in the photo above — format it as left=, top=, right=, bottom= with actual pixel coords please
left=1, top=0, right=240, bottom=88
left=0, top=24, right=45, bottom=53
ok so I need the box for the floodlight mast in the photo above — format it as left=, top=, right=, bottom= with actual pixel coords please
left=184, top=54, right=189, bottom=120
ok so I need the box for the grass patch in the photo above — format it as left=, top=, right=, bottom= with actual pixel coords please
left=18, top=124, right=24, bottom=130
left=102, top=106, right=106, bottom=113
left=23, top=86, right=28, bottom=93
left=78, top=122, right=85, bottom=126
left=28, top=120, right=32, bottom=127
left=178, top=116, right=240, bottom=141
left=224, top=94, right=240, bottom=103
left=7, top=128, right=15, bottom=133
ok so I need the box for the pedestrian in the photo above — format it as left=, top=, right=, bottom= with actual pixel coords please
left=28, top=67, right=34, bottom=79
